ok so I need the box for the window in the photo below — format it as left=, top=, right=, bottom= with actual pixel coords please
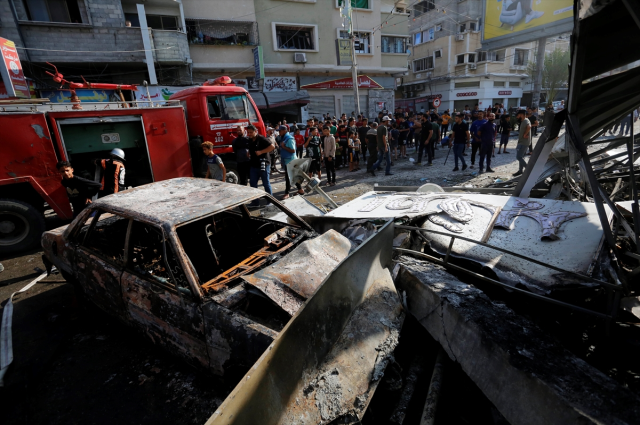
left=207, top=96, right=222, bottom=119
left=338, top=0, right=370, bottom=9
left=381, top=36, right=407, bottom=54
left=25, top=0, right=83, bottom=23
left=468, top=53, right=475, bottom=63
left=457, top=54, right=465, bottom=65
left=186, top=19, right=259, bottom=46
left=223, top=95, right=247, bottom=120
left=413, top=1, right=435, bottom=17
left=146, top=15, right=179, bottom=30
left=494, top=49, right=506, bottom=62
left=127, top=220, right=190, bottom=293
left=413, top=56, right=434, bottom=72
left=459, top=23, right=466, bottom=33
left=514, top=49, right=528, bottom=66
left=248, top=100, right=259, bottom=123
left=469, top=22, right=477, bottom=31
left=414, top=32, right=422, bottom=45
left=478, top=51, right=487, bottom=62
left=340, top=31, right=372, bottom=54
left=494, top=81, right=506, bottom=87
left=424, top=28, right=435, bottom=42
left=509, top=82, right=521, bottom=87
left=276, top=25, right=315, bottom=50
left=435, top=50, right=442, bottom=58
left=82, top=212, right=129, bottom=266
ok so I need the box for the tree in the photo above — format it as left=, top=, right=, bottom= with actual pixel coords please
left=528, top=48, right=571, bottom=105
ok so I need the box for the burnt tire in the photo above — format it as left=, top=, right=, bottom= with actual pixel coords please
left=0, top=198, right=46, bottom=254
left=225, top=161, right=239, bottom=184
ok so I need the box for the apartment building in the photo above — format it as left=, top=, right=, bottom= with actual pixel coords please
left=0, top=0, right=191, bottom=95
left=396, top=0, right=569, bottom=113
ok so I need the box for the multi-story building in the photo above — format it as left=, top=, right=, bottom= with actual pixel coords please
left=396, top=0, right=569, bottom=114
left=0, top=0, right=191, bottom=94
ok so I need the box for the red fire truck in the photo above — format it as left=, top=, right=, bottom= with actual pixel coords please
left=0, top=74, right=265, bottom=253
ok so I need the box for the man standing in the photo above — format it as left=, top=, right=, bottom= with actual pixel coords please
left=232, top=125, right=250, bottom=185
left=469, top=111, right=486, bottom=169
left=513, top=110, right=530, bottom=177
left=98, top=148, right=126, bottom=197
left=57, top=161, right=101, bottom=217
left=246, top=125, right=274, bottom=194
left=478, top=113, right=496, bottom=173
left=463, top=105, right=471, bottom=123
left=441, top=110, right=451, bottom=138
left=375, top=111, right=384, bottom=124
left=429, top=115, right=440, bottom=162
left=370, top=116, right=393, bottom=176
left=416, top=116, right=433, bottom=166
left=358, top=118, right=371, bottom=161
left=304, top=126, right=323, bottom=180
left=322, top=126, right=337, bottom=186
left=471, top=104, right=480, bottom=122
left=396, top=115, right=410, bottom=159
left=366, top=122, right=379, bottom=174
left=278, top=125, right=302, bottom=199
left=203, top=141, right=227, bottom=182
left=498, top=112, right=511, bottom=154
left=450, top=113, right=470, bottom=171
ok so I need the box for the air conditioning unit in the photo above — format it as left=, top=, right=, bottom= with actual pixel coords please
left=294, top=53, right=307, bottom=63
left=456, top=34, right=464, bottom=41
left=468, top=63, right=477, bottom=70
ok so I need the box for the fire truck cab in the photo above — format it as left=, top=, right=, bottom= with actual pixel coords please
left=170, top=78, right=266, bottom=183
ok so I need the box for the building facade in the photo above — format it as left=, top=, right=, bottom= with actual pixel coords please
left=397, top=0, right=569, bottom=114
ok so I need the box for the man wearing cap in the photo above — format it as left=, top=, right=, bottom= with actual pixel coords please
left=513, top=110, right=531, bottom=176
left=370, top=115, right=393, bottom=176
left=98, top=148, right=126, bottom=197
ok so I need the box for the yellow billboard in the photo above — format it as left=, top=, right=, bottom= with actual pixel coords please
left=483, top=0, right=573, bottom=42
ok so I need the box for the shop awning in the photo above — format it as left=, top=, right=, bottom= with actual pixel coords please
left=251, top=90, right=310, bottom=110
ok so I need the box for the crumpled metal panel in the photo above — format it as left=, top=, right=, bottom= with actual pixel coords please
left=206, top=221, right=404, bottom=425
left=241, top=230, right=351, bottom=315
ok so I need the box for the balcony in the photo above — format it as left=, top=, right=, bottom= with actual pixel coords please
left=186, top=19, right=258, bottom=46
left=151, top=29, right=190, bottom=64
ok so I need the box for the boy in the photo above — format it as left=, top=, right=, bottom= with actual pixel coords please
left=202, top=141, right=227, bottom=181
left=57, top=161, right=101, bottom=217
left=322, top=126, right=336, bottom=186
left=294, top=128, right=305, bottom=159
left=304, top=126, right=323, bottom=180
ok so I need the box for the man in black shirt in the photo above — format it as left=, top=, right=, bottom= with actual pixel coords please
left=366, top=122, right=379, bottom=173
left=357, top=118, right=371, bottom=161
left=57, top=161, right=101, bottom=217
left=232, top=125, right=251, bottom=186
left=450, top=114, right=470, bottom=171
left=246, top=125, right=275, bottom=195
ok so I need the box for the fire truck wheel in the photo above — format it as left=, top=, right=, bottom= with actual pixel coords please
left=0, top=199, right=46, bottom=254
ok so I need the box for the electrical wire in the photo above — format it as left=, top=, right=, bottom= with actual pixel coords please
left=16, top=46, right=175, bottom=53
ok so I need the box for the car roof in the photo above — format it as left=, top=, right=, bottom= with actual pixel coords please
left=92, top=178, right=265, bottom=227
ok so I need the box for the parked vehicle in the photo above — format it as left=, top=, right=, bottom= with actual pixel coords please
left=41, top=178, right=351, bottom=375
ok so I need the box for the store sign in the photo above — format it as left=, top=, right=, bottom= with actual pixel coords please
left=41, top=89, right=117, bottom=103
left=263, top=77, right=297, bottom=92
left=253, top=46, right=265, bottom=80
left=301, top=75, right=383, bottom=90
left=336, top=39, right=352, bottom=66
left=498, top=90, right=513, bottom=95
left=456, top=92, right=478, bottom=97
left=414, top=94, right=443, bottom=103
left=0, top=37, right=28, bottom=98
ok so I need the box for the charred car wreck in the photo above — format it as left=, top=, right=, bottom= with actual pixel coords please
left=42, top=178, right=358, bottom=375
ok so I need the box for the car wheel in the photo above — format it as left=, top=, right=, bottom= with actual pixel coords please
left=0, top=199, right=45, bottom=254
left=226, top=169, right=239, bottom=184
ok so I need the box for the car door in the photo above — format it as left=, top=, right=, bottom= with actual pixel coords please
left=73, top=210, right=129, bottom=320
left=120, top=219, right=209, bottom=369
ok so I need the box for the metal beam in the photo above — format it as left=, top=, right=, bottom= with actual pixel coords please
left=622, top=0, right=640, bottom=31
left=626, top=114, right=640, bottom=253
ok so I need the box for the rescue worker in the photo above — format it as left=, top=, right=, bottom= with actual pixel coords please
left=98, top=148, right=126, bottom=197
left=57, top=161, right=101, bottom=217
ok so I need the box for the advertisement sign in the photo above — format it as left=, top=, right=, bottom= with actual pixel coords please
left=301, top=75, right=383, bottom=90
left=456, top=92, right=478, bottom=97
left=263, top=77, right=297, bottom=92
left=336, top=39, right=352, bottom=66
left=0, top=37, right=29, bottom=98
left=482, top=0, right=573, bottom=49
left=253, top=46, right=264, bottom=80
left=133, top=85, right=196, bottom=106
left=41, top=89, right=117, bottom=103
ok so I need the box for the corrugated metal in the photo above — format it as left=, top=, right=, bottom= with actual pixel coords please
left=342, top=95, right=368, bottom=117
left=307, top=95, right=335, bottom=118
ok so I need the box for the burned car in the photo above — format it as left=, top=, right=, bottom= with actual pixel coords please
left=42, top=178, right=352, bottom=375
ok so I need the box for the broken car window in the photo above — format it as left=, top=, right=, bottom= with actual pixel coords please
left=82, top=211, right=128, bottom=266
left=128, top=220, right=191, bottom=295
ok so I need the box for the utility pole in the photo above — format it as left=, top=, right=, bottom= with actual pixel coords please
left=531, top=36, right=547, bottom=109
left=351, top=33, right=360, bottom=117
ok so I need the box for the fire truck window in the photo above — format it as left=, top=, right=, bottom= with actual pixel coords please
left=247, top=97, right=259, bottom=123
left=223, top=95, right=248, bottom=120
left=207, top=96, right=222, bottom=119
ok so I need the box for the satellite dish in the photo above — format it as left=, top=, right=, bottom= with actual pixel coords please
left=417, top=183, right=444, bottom=193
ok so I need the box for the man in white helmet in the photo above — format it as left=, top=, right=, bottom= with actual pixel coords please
left=98, top=148, right=126, bottom=197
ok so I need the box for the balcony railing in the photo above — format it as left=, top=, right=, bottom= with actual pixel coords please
left=185, top=19, right=258, bottom=46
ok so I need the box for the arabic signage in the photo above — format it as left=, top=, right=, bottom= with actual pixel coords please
left=263, top=77, right=297, bottom=92
left=456, top=92, right=478, bottom=97
left=0, top=37, right=29, bottom=98
left=414, top=94, right=443, bottom=103
left=336, top=39, right=352, bottom=66
left=253, top=46, right=264, bottom=80
left=0, top=80, right=36, bottom=99
left=301, top=75, right=383, bottom=90
left=232, top=77, right=258, bottom=91
left=498, top=90, right=512, bottom=95
left=40, top=89, right=116, bottom=103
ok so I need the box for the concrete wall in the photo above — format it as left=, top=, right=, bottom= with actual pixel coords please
left=182, top=0, right=255, bottom=20
left=85, top=0, right=125, bottom=27
left=190, top=44, right=253, bottom=70
left=153, top=29, right=189, bottom=63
